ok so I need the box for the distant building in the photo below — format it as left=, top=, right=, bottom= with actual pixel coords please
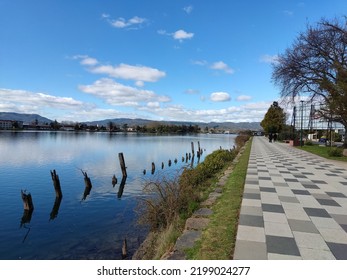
left=0, top=120, right=24, bottom=130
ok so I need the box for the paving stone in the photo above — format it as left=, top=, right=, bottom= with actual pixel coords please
left=174, top=231, right=202, bottom=251
left=233, top=137, right=347, bottom=260
left=193, top=208, right=213, bottom=217
left=185, top=217, right=209, bottom=231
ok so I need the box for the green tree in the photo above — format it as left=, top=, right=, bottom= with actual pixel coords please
left=260, top=101, right=286, bottom=134
left=272, top=17, right=347, bottom=146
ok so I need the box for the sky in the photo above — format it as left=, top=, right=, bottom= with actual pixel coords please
left=1, top=0, right=346, bottom=123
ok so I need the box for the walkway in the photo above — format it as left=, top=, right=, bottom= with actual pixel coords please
left=233, top=137, right=347, bottom=260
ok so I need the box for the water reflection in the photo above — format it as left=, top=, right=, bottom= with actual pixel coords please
left=49, top=197, right=62, bottom=221
left=80, top=170, right=93, bottom=200
left=117, top=176, right=127, bottom=199
left=0, top=132, right=236, bottom=259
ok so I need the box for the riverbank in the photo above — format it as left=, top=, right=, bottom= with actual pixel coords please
left=132, top=134, right=251, bottom=259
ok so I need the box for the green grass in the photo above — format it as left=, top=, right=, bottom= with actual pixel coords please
left=297, top=145, right=347, bottom=162
left=185, top=138, right=252, bottom=259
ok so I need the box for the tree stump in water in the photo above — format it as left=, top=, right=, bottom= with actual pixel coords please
left=21, top=190, right=34, bottom=211
left=50, top=169, right=62, bottom=198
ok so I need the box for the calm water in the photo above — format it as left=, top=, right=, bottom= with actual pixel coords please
left=0, top=131, right=236, bottom=259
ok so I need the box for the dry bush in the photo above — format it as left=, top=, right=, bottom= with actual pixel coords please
left=235, top=134, right=250, bottom=150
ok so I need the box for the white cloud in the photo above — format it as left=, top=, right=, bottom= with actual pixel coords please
left=210, top=61, right=234, bottom=74
left=173, top=29, right=194, bottom=41
left=191, top=59, right=208, bottom=66
left=283, top=10, right=294, bottom=16
left=139, top=101, right=271, bottom=122
left=74, top=55, right=166, bottom=85
left=105, top=15, right=147, bottom=29
left=185, top=89, right=200, bottom=95
left=210, top=91, right=231, bottom=102
left=72, top=55, right=98, bottom=66
left=80, top=57, right=99, bottom=66
left=65, top=108, right=141, bottom=122
left=0, top=88, right=88, bottom=120
left=90, top=63, right=166, bottom=84
left=0, top=88, right=84, bottom=110
left=260, top=54, right=279, bottom=64
left=78, top=78, right=170, bottom=107
left=236, top=95, right=252, bottom=101
left=158, top=29, right=194, bottom=42
left=147, top=101, right=160, bottom=108
left=183, top=5, right=193, bottom=14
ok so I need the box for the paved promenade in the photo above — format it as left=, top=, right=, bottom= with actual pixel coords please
left=234, top=137, right=347, bottom=260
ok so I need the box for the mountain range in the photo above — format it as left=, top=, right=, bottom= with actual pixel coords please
left=0, top=112, right=262, bottom=131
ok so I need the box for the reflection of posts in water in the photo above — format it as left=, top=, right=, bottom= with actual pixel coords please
left=49, top=196, right=62, bottom=221
left=50, top=169, right=62, bottom=198
left=117, top=176, right=127, bottom=198
left=20, top=209, right=33, bottom=243
left=20, top=208, right=33, bottom=228
left=151, top=162, right=155, bottom=175
left=190, top=155, right=195, bottom=168
left=112, top=174, right=117, bottom=187
left=122, top=238, right=128, bottom=259
left=20, top=190, right=34, bottom=242
left=81, top=170, right=93, bottom=200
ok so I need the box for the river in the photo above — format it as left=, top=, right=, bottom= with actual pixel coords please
left=0, top=131, right=236, bottom=259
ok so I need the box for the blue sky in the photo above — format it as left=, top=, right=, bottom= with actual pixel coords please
left=0, top=0, right=346, bottom=123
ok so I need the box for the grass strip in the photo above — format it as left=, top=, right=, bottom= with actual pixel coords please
left=186, top=138, right=252, bottom=259
left=297, top=145, right=347, bottom=162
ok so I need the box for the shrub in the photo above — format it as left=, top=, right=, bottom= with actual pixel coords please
left=328, top=147, right=343, bottom=157
left=305, top=140, right=313, bottom=146
left=235, top=134, right=250, bottom=149
left=138, top=149, right=237, bottom=231
left=138, top=175, right=198, bottom=231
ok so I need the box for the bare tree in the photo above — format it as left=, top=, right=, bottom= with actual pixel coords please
left=272, top=17, right=347, bottom=146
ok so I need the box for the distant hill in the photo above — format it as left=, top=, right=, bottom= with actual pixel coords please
left=0, top=112, right=52, bottom=124
left=87, top=118, right=262, bottom=131
left=0, top=112, right=262, bottom=131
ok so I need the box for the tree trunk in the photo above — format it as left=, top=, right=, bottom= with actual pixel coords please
left=344, top=126, right=347, bottom=148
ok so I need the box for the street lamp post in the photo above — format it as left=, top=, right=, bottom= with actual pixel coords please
left=300, top=100, right=304, bottom=147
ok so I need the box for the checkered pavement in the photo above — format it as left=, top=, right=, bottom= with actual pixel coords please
left=233, top=137, right=347, bottom=260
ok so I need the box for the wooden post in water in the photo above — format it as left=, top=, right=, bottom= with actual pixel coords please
left=161, top=162, right=164, bottom=169
left=50, top=169, right=62, bottom=198
left=21, top=190, right=34, bottom=211
left=151, top=162, right=155, bottom=174
left=191, top=142, right=195, bottom=156
left=197, top=141, right=201, bottom=158
left=168, top=159, right=172, bottom=167
left=118, top=153, right=127, bottom=177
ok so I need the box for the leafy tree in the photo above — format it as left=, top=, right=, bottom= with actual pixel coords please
left=261, top=101, right=286, bottom=134
left=272, top=17, right=347, bottom=146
